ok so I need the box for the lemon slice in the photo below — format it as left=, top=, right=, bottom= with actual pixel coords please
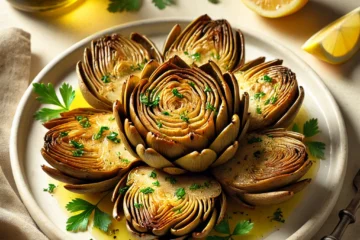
left=302, top=7, right=360, bottom=64
left=241, top=0, right=309, bottom=18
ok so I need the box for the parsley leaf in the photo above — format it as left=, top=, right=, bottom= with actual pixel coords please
left=248, top=137, right=262, bottom=144
left=263, top=75, right=272, bottom=82
left=254, top=92, right=265, bottom=100
left=65, top=198, right=111, bottom=232
left=206, top=102, right=217, bottom=113
left=175, top=188, right=186, bottom=199
left=233, top=220, right=254, bottom=235
left=93, top=126, right=110, bottom=140
left=166, top=176, right=177, bottom=184
left=306, top=141, right=325, bottom=159
left=149, top=171, right=157, bottom=178
left=172, top=88, right=183, bottom=98
left=107, top=0, right=141, bottom=12
left=256, top=106, right=262, bottom=114
left=292, top=123, right=300, bottom=133
left=140, top=93, right=160, bottom=107
left=101, top=75, right=110, bottom=83
left=214, top=219, right=230, bottom=234
left=43, top=183, right=56, bottom=193
left=134, top=203, right=143, bottom=209
left=162, top=111, right=170, bottom=116
left=33, top=83, right=64, bottom=107
left=152, top=180, right=160, bottom=187
left=270, top=208, right=285, bottom=223
left=34, top=108, right=65, bottom=122
left=119, top=186, right=129, bottom=194
left=72, top=149, right=84, bottom=157
left=188, top=81, right=195, bottom=88
left=180, top=111, right=189, bottom=123
left=204, top=85, right=212, bottom=93
left=152, top=0, right=175, bottom=10
left=303, top=118, right=320, bottom=137
left=59, top=83, right=75, bottom=109
left=140, top=187, right=155, bottom=194
left=106, top=132, right=121, bottom=143
left=69, top=140, right=84, bottom=149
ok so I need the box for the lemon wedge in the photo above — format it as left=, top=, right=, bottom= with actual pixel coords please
left=241, top=0, right=309, bottom=18
left=302, top=7, right=360, bottom=64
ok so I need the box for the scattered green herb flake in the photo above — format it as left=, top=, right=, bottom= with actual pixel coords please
left=248, top=137, right=262, bottom=144
left=256, top=106, right=262, bottom=114
left=204, top=181, right=211, bottom=188
left=233, top=220, right=254, bottom=235
left=107, top=0, right=141, bottom=12
left=140, top=187, right=155, bottom=194
left=188, top=81, right=195, bottom=88
left=175, top=188, right=186, bottom=200
left=306, top=141, right=326, bottom=159
left=266, top=134, right=274, bottom=138
left=206, top=102, right=217, bottom=113
left=166, top=176, right=177, bottom=184
left=106, top=132, right=120, bottom=143
left=270, top=95, right=278, bottom=104
left=140, top=93, right=160, bottom=108
left=119, top=186, right=129, bottom=194
left=172, top=88, right=183, bottom=98
left=156, top=121, right=163, bottom=128
left=72, top=149, right=84, bottom=157
left=180, top=111, right=189, bottom=123
left=211, top=52, right=221, bottom=60
left=292, top=123, right=300, bottom=133
left=75, top=116, right=83, bottom=121
left=189, top=183, right=202, bottom=190
left=303, top=118, right=320, bottom=137
left=204, top=85, right=212, bottom=93
left=191, top=52, right=201, bottom=62
left=101, top=75, right=110, bottom=83
left=152, top=0, right=175, bottom=10
left=254, top=92, right=266, bottom=100
left=162, top=111, right=170, bottom=116
left=263, top=75, right=272, bottom=83
left=69, top=140, right=84, bottom=149
left=65, top=198, right=111, bottom=232
left=134, top=203, right=143, bottom=209
left=76, top=117, right=91, bottom=128
left=121, top=158, right=130, bottom=164
left=152, top=180, right=160, bottom=187
left=93, top=126, right=110, bottom=140
left=271, top=208, right=285, bottom=223
left=172, top=208, right=182, bottom=214
left=108, top=116, right=115, bottom=121
left=149, top=171, right=157, bottom=178
left=184, top=51, right=189, bottom=55
left=59, top=131, right=69, bottom=137
left=253, top=150, right=261, bottom=158
left=43, top=183, right=56, bottom=193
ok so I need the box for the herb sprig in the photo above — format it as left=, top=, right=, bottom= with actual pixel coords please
left=43, top=183, right=56, bottom=193
left=206, top=219, right=253, bottom=239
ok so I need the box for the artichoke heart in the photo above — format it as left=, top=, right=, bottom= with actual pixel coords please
left=212, top=128, right=312, bottom=207
left=163, top=15, right=244, bottom=73
left=114, top=56, right=249, bottom=174
left=41, top=108, right=139, bottom=193
left=112, top=166, right=226, bottom=239
left=234, top=57, right=304, bottom=131
left=77, top=33, right=163, bottom=110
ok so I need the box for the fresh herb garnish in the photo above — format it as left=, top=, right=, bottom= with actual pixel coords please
left=270, top=208, right=285, bottom=223
left=175, top=188, right=186, bottom=200
left=180, top=111, right=189, bottom=123
left=263, top=75, right=272, bottom=83
left=256, top=105, right=262, bottom=114
left=69, top=140, right=84, bottom=149
left=189, top=183, right=202, bottom=190
left=254, top=92, right=266, bottom=100
left=265, top=95, right=278, bottom=105
left=172, top=88, right=183, bottom=98
left=204, top=85, right=212, bottom=93
left=140, top=93, right=160, bottom=107
left=152, top=180, right=160, bottom=187
left=248, top=137, right=262, bottom=144
left=33, top=83, right=75, bottom=122
left=149, top=171, right=157, bottom=178
left=162, top=111, right=170, bottom=116
left=65, top=197, right=112, bottom=232
left=156, top=121, right=163, bottom=128
left=130, top=59, right=148, bottom=71
left=134, top=203, right=143, bottom=209
left=172, top=208, right=182, bottom=214
left=207, top=219, right=253, bottom=239
left=152, top=0, right=175, bottom=10
left=184, top=51, right=201, bottom=62
left=106, top=132, right=120, bottom=143
left=206, top=102, right=217, bottom=113
left=72, top=149, right=84, bottom=157
left=59, top=132, right=69, bottom=137
left=43, top=183, right=56, bottom=193
left=108, top=116, right=115, bottom=121
left=188, top=81, right=195, bottom=88
left=119, top=186, right=129, bottom=194
left=166, top=176, right=177, bottom=184
left=211, top=52, right=221, bottom=60
left=93, top=126, right=110, bottom=140
left=101, top=75, right=110, bottom=83
left=292, top=118, right=326, bottom=159
left=121, top=158, right=130, bottom=164
left=140, top=187, right=155, bottom=194
left=76, top=117, right=91, bottom=128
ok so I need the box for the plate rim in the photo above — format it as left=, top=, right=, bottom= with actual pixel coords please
left=9, top=17, right=348, bottom=240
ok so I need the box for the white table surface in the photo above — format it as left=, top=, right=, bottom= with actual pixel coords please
left=1, top=0, right=359, bottom=239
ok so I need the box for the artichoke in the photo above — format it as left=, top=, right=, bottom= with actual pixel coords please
left=114, top=56, right=249, bottom=174
left=234, top=57, right=304, bottom=131
left=212, top=128, right=312, bottom=207
left=112, top=166, right=226, bottom=239
left=163, top=15, right=245, bottom=73
left=77, top=33, right=163, bottom=110
left=41, top=108, right=139, bottom=193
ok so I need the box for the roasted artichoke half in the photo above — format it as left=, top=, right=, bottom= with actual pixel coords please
left=212, top=128, right=312, bottom=207
left=112, top=166, right=226, bottom=239
left=163, top=15, right=245, bottom=73
left=234, top=57, right=304, bottom=131
left=41, top=108, right=139, bottom=193
left=114, top=56, right=249, bottom=174
left=77, top=33, right=163, bottom=110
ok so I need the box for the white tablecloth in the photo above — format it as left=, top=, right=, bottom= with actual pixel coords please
left=1, top=0, right=359, bottom=239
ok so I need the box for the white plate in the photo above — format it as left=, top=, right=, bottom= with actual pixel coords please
left=10, top=18, right=347, bottom=240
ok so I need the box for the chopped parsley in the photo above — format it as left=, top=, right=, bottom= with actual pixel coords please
left=121, top=158, right=130, bottom=164
left=180, top=111, right=189, bottom=123
left=106, top=132, right=120, bottom=143
left=156, top=121, right=163, bottom=128
left=76, top=116, right=91, bottom=128
left=263, top=75, right=272, bottom=83
left=69, top=140, right=84, bottom=149
left=204, top=85, right=212, bottom=93
left=172, top=208, right=182, bottom=214
left=134, top=203, right=143, bottom=209
left=140, top=187, right=154, bottom=194
left=101, top=75, right=110, bottom=83
left=130, top=59, right=148, bottom=71
left=256, top=106, right=262, bottom=114
left=188, top=81, right=195, bottom=88
left=119, top=186, right=129, bottom=194
left=108, top=116, right=115, bottom=121
left=206, top=102, right=217, bottom=113
left=162, top=111, right=170, bottom=116
left=149, top=171, right=157, bottom=178
left=248, top=137, right=262, bottom=144
left=265, top=95, right=278, bottom=105
left=72, top=149, right=84, bottom=157
left=140, top=93, right=160, bottom=107
left=175, top=187, right=186, bottom=200
left=189, top=183, right=202, bottom=190
left=152, top=180, right=160, bottom=187
left=211, top=52, right=221, bottom=60
left=165, top=176, right=177, bottom=184
left=43, top=183, right=56, bottom=193
left=59, top=132, right=68, bottom=137
left=208, top=219, right=254, bottom=238
left=184, top=51, right=201, bottom=62
left=270, top=208, right=285, bottom=223
left=172, top=88, right=183, bottom=98
left=93, top=126, right=109, bottom=140
left=254, top=92, right=266, bottom=100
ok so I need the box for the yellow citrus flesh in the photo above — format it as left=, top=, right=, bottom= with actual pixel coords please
left=302, top=7, right=360, bottom=64
left=241, top=0, right=309, bottom=18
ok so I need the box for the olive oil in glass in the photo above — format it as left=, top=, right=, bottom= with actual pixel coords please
left=7, top=0, right=79, bottom=12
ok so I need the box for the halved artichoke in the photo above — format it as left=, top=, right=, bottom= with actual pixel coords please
left=163, top=15, right=245, bottom=73
left=212, top=128, right=312, bottom=207
left=114, top=56, right=249, bottom=174
left=234, top=57, right=304, bottom=131
left=77, top=33, right=163, bottom=110
left=41, top=108, right=139, bottom=193
left=112, top=166, right=226, bottom=239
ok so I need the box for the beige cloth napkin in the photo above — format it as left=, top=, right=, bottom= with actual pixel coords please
left=0, top=28, right=47, bottom=240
